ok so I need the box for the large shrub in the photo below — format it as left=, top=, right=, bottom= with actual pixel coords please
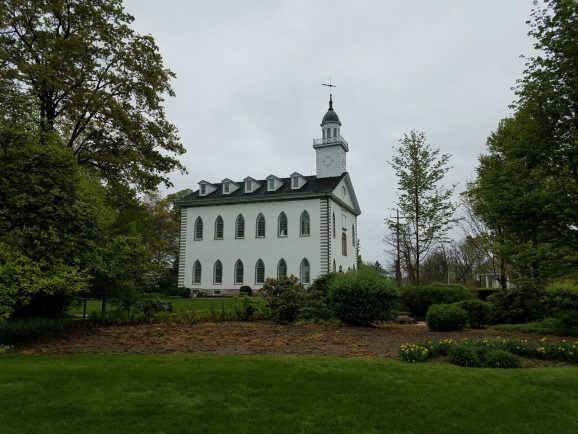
left=399, top=285, right=473, bottom=318
left=299, top=273, right=336, bottom=322
left=260, top=276, right=305, bottom=324
left=426, top=303, right=468, bottom=331
left=455, top=300, right=491, bottom=328
left=328, top=268, right=397, bottom=326
left=488, top=286, right=544, bottom=324
left=542, top=282, right=578, bottom=316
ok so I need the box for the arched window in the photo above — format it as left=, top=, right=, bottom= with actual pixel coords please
left=256, top=213, right=266, bottom=238
left=278, top=212, right=288, bottom=237
left=332, top=213, right=336, bottom=238
left=213, top=260, right=222, bottom=284
left=234, top=259, right=244, bottom=284
left=194, top=217, right=203, bottom=240
left=235, top=214, right=245, bottom=239
left=342, top=233, right=347, bottom=256
left=214, top=216, right=223, bottom=240
left=333, top=259, right=336, bottom=273
left=277, top=259, right=287, bottom=279
left=255, top=259, right=265, bottom=284
left=300, top=258, right=310, bottom=284
left=352, top=224, right=355, bottom=246
left=193, top=260, right=201, bottom=285
left=300, top=211, right=310, bottom=236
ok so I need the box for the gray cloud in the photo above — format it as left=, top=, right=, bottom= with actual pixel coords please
left=125, top=0, right=535, bottom=266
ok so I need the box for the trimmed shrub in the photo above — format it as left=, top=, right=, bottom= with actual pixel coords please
left=399, top=285, right=473, bottom=318
left=455, top=300, right=491, bottom=328
left=448, top=344, right=482, bottom=367
left=542, top=282, right=578, bottom=316
left=239, top=286, right=253, bottom=297
left=481, top=349, right=521, bottom=369
left=426, top=304, right=468, bottom=331
left=260, top=276, right=305, bottom=324
left=488, top=286, right=544, bottom=324
left=299, top=273, right=336, bottom=322
left=328, top=268, right=397, bottom=326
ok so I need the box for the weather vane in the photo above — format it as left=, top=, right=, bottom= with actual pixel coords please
left=322, top=77, right=336, bottom=98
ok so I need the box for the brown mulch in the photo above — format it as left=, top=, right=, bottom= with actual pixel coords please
left=15, top=321, right=569, bottom=359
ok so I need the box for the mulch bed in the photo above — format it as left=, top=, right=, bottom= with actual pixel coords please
left=15, top=321, right=568, bottom=359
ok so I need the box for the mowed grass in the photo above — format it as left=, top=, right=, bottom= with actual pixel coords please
left=68, top=297, right=252, bottom=315
left=1, top=354, right=577, bottom=434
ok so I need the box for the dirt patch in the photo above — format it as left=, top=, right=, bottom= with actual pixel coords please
left=15, top=321, right=568, bottom=359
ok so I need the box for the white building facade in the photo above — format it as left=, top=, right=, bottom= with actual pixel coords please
left=178, top=97, right=361, bottom=295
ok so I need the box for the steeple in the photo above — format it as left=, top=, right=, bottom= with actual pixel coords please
left=313, top=91, right=349, bottom=179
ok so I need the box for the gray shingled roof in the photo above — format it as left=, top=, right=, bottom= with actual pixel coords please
left=178, top=173, right=349, bottom=208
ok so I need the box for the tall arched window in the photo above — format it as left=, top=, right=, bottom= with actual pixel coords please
left=213, top=260, right=222, bottom=284
left=332, top=213, right=336, bottom=238
left=256, top=213, right=266, bottom=238
left=255, top=259, right=265, bottom=284
left=342, top=233, right=347, bottom=256
left=352, top=224, right=355, bottom=246
left=193, top=260, right=201, bottom=284
left=234, top=259, right=244, bottom=284
left=194, top=217, right=203, bottom=240
left=300, top=211, right=310, bottom=236
left=277, top=259, right=287, bottom=279
left=278, top=212, right=288, bottom=237
left=333, top=259, right=336, bottom=273
left=235, top=214, right=245, bottom=239
left=214, top=216, right=223, bottom=240
left=300, top=258, right=310, bottom=284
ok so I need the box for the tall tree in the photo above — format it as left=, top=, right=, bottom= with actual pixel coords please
left=388, top=130, right=457, bottom=285
left=467, top=0, right=578, bottom=283
left=0, top=0, right=185, bottom=191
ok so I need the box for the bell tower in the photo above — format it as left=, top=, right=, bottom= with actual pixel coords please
left=313, top=93, right=349, bottom=178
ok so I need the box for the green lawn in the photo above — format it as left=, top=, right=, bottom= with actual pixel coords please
left=1, top=354, right=577, bottom=433
left=68, top=297, right=251, bottom=315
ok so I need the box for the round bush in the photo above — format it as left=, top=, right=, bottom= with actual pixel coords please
left=455, top=300, right=491, bottom=328
left=399, top=285, right=474, bottom=318
left=448, top=345, right=482, bottom=367
left=482, top=349, right=520, bottom=369
left=328, top=268, right=397, bottom=326
left=426, top=303, right=468, bottom=331
left=239, top=286, right=252, bottom=297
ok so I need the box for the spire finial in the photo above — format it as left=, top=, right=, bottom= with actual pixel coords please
left=322, top=78, right=336, bottom=110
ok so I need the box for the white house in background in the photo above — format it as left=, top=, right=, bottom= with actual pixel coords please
left=177, top=96, right=361, bottom=296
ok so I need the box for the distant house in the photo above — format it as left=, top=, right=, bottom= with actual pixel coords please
left=177, top=96, right=361, bottom=295
left=474, top=273, right=514, bottom=289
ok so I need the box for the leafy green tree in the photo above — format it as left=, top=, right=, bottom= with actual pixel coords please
left=388, top=130, right=458, bottom=285
left=467, top=0, right=578, bottom=283
left=0, top=0, right=185, bottom=191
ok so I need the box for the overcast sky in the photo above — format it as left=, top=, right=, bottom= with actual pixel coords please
left=124, top=0, right=536, bottom=266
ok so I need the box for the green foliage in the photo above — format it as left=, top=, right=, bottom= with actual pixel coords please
left=447, top=345, right=482, bottom=367
left=388, top=130, right=458, bottom=285
left=260, top=276, right=305, bottom=324
left=398, top=343, right=429, bottom=362
left=233, top=296, right=257, bottom=321
left=299, top=273, right=335, bottom=322
left=399, top=285, right=473, bottom=318
left=426, top=304, right=468, bottom=331
left=0, top=0, right=185, bottom=191
left=328, top=268, right=397, bottom=326
left=542, top=282, right=578, bottom=316
left=239, top=286, right=253, bottom=297
left=488, top=286, right=544, bottom=324
left=482, top=349, right=521, bottom=369
left=455, top=300, right=491, bottom=328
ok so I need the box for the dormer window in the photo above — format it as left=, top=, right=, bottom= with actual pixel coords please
left=223, top=183, right=230, bottom=194
left=245, top=181, right=251, bottom=191
left=292, top=177, right=298, bottom=188
left=268, top=179, right=274, bottom=190
left=198, top=180, right=216, bottom=196
left=290, top=172, right=305, bottom=190
left=200, top=184, right=206, bottom=195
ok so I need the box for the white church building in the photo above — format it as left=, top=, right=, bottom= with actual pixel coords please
left=177, top=97, right=361, bottom=295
